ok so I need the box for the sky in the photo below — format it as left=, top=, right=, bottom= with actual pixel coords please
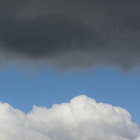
left=0, top=0, right=140, bottom=140
left=0, top=65, right=140, bottom=125
left=0, top=65, right=140, bottom=140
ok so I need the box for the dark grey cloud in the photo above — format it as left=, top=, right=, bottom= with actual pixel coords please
left=0, top=0, right=140, bottom=70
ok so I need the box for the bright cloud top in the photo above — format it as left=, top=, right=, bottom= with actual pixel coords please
left=0, top=95, right=140, bottom=140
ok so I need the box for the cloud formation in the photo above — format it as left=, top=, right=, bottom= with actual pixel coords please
left=0, top=95, right=140, bottom=140
left=0, top=0, right=140, bottom=69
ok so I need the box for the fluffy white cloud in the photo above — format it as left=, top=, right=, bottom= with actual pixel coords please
left=0, top=95, right=139, bottom=140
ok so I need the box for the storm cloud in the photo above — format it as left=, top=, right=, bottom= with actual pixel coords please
left=0, top=0, right=140, bottom=69
left=0, top=95, right=140, bottom=140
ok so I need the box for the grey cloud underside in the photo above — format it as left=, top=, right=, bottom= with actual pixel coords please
left=0, top=0, right=140, bottom=69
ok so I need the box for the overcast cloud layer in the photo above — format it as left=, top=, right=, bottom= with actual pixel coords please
left=0, top=95, right=140, bottom=140
left=0, top=0, right=140, bottom=69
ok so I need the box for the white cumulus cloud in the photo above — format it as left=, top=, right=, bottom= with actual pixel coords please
left=0, top=95, right=139, bottom=140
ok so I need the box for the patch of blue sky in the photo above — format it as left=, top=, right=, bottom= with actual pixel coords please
left=0, top=64, right=140, bottom=125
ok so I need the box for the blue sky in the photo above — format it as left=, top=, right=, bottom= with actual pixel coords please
left=0, top=64, right=140, bottom=125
